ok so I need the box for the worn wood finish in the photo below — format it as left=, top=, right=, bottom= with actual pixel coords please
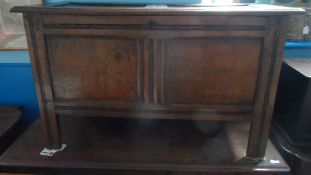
left=11, top=3, right=305, bottom=15
left=0, top=172, right=288, bottom=175
left=160, top=38, right=261, bottom=105
left=22, top=14, right=61, bottom=149
left=47, top=36, right=143, bottom=102
left=42, top=15, right=268, bottom=26
left=271, top=122, right=311, bottom=175
left=247, top=18, right=289, bottom=160
left=0, top=107, right=22, bottom=137
left=11, top=3, right=303, bottom=159
left=0, top=116, right=289, bottom=174
left=0, top=107, right=23, bottom=155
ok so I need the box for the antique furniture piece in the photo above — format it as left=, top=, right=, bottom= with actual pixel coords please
left=11, top=3, right=303, bottom=160
left=274, top=58, right=311, bottom=145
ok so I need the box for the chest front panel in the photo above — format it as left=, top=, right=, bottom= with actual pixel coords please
left=31, top=14, right=277, bottom=120
left=47, top=36, right=143, bottom=102
left=160, top=38, right=261, bottom=105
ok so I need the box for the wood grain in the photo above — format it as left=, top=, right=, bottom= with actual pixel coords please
left=160, top=37, right=261, bottom=105
left=47, top=36, right=143, bottom=102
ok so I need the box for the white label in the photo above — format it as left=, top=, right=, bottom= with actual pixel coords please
left=270, top=159, right=280, bottom=164
left=303, top=25, right=309, bottom=35
left=145, top=4, right=167, bottom=8
left=40, top=144, right=67, bottom=157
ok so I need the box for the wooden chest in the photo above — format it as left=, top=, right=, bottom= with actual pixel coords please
left=11, top=3, right=303, bottom=160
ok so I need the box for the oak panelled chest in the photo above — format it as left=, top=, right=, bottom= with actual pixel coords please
left=11, top=3, right=303, bottom=160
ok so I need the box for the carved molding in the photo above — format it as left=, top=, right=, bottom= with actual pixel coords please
left=44, top=23, right=266, bottom=31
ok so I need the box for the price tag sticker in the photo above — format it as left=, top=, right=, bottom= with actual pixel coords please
left=270, top=159, right=280, bottom=164
left=303, top=25, right=310, bottom=35
left=145, top=4, right=167, bottom=8
left=40, top=144, right=67, bottom=157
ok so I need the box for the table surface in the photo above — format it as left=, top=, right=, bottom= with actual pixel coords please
left=0, top=116, right=289, bottom=173
left=284, top=59, right=311, bottom=78
left=271, top=124, right=311, bottom=164
left=0, top=107, right=22, bottom=138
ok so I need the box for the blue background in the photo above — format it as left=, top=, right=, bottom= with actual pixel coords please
left=0, top=51, right=38, bottom=123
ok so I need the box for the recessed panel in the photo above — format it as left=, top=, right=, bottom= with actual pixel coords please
left=161, top=38, right=262, bottom=105
left=47, top=36, right=142, bottom=102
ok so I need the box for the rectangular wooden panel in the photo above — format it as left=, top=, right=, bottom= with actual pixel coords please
left=158, top=37, right=262, bottom=105
left=46, top=36, right=144, bottom=102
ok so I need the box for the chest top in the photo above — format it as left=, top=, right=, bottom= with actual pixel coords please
left=11, top=3, right=304, bottom=16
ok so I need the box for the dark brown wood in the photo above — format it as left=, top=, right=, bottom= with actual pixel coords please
left=0, top=107, right=22, bottom=137
left=0, top=174, right=37, bottom=175
left=22, top=14, right=61, bottom=149
left=10, top=3, right=304, bottom=16
left=47, top=36, right=142, bottom=102
left=274, top=59, right=311, bottom=145
left=0, top=107, right=22, bottom=155
left=0, top=172, right=287, bottom=175
left=246, top=17, right=288, bottom=160
left=0, top=116, right=289, bottom=174
left=12, top=3, right=303, bottom=160
left=271, top=123, right=311, bottom=175
left=159, top=38, right=260, bottom=105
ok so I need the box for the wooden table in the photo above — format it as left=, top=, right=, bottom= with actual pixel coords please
left=0, top=116, right=289, bottom=175
left=0, top=107, right=22, bottom=155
